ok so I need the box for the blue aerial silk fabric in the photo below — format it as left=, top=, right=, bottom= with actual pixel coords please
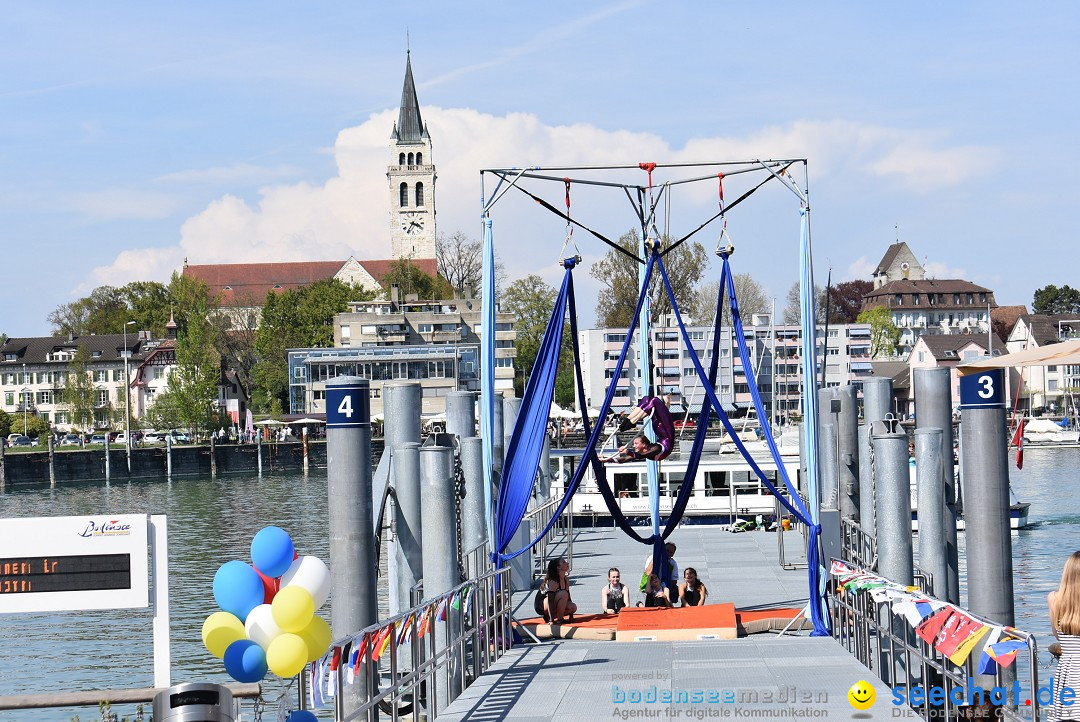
left=480, top=215, right=497, bottom=549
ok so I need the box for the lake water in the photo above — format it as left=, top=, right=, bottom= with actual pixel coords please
left=0, top=446, right=1074, bottom=720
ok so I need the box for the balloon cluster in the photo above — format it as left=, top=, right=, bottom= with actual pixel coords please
left=201, top=526, right=332, bottom=683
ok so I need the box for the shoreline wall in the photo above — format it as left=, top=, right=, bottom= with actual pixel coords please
left=0, top=440, right=387, bottom=485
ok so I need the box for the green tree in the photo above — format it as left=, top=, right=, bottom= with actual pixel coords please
left=253, top=279, right=375, bottom=412
left=502, top=275, right=574, bottom=406
left=9, top=413, right=50, bottom=439
left=381, top=257, right=453, bottom=301
left=171, top=300, right=221, bottom=434
left=0, top=409, right=10, bottom=438
left=63, top=345, right=97, bottom=431
left=858, top=306, right=900, bottom=358
left=1033, top=284, right=1080, bottom=315
left=591, top=231, right=709, bottom=328
left=143, top=389, right=185, bottom=431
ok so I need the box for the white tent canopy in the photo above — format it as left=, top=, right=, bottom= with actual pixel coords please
left=957, top=340, right=1080, bottom=376
left=291, top=418, right=323, bottom=424
left=549, top=403, right=577, bottom=419
left=254, top=419, right=284, bottom=426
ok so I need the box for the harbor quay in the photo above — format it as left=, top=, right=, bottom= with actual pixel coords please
left=437, top=524, right=915, bottom=721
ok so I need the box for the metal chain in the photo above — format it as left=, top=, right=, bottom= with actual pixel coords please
left=454, top=448, right=466, bottom=583
left=867, top=423, right=879, bottom=571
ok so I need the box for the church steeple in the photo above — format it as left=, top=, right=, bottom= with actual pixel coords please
left=392, top=52, right=428, bottom=144
left=387, top=52, right=436, bottom=261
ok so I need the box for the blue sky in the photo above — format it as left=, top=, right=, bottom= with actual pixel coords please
left=2, top=2, right=1078, bottom=337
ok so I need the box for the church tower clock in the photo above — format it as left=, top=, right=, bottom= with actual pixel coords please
left=388, top=52, right=436, bottom=261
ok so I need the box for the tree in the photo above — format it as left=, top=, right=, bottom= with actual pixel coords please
left=63, top=344, right=97, bottom=431
left=170, top=299, right=221, bottom=433
left=381, top=257, right=453, bottom=301
left=9, top=413, right=50, bottom=439
left=782, top=281, right=826, bottom=325
left=689, top=274, right=770, bottom=327
left=46, top=281, right=173, bottom=338
left=143, top=389, right=185, bottom=431
left=825, top=280, right=874, bottom=324
left=857, top=306, right=900, bottom=358
left=1033, top=284, right=1080, bottom=315
left=0, top=410, right=9, bottom=438
left=501, top=275, right=574, bottom=406
left=591, top=230, right=709, bottom=328
left=252, top=279, right=375, bottom=412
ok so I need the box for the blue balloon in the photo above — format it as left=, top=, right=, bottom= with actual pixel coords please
left=251, top=526, right=295, bottom=578
left=223, top=639, right=267, bottom=683
left=285, top=711, right=318, bottom=722
left=213, top=560, right=264, bottom=621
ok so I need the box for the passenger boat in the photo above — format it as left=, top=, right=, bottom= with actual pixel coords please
left=550, top=439, right=1031, bottom=530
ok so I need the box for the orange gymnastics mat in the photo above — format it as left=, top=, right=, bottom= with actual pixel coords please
left=615, top=604, right=738, bottom=642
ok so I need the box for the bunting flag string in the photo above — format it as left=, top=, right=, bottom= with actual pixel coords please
left=829, top=560, right=1028, bottom=670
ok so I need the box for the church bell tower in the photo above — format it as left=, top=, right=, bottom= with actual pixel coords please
left=388, top=52, right=436, bottom=260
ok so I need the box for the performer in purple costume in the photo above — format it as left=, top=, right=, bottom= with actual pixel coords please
left=602, top=396, right=675, bottom=462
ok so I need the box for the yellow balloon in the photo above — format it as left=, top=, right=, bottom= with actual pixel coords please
left=297, top=615, right=332, bottom=663
left=266, top=632, right=308, bottom=678
left=201, top=611, right=246, bottom=659
left=272, top=586, right=315, bottom=633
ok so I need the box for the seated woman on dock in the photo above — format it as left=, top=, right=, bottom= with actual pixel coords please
left=639, top=574, right=671, bottom=608
left=600, top=567, right=628, bottom=615
left=533, top=557, right=577, bottom=624
left=678, top=567, right=709, bottom=607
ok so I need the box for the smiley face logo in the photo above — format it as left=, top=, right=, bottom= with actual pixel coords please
left=847, top=680, right=876, bottom=710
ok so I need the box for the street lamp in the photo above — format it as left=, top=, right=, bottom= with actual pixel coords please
left=123, top=321, right=136, bottom=470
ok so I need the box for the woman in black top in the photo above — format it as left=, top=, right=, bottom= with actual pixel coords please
left=533, top=557, right=576, bottom=623
left=601, top=567, right=628, bottom=614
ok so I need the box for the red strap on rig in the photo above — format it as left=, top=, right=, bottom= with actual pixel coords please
left=564, top=177, right=572, bottom=215
left=717, top=173, right=725, bottom=201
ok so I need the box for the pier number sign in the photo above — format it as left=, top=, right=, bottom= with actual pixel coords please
left=326, top=381, right=370, bottom=428
left=959, top=368, right=1005, bottom=409
left=0, top=515, right=149, bottom=614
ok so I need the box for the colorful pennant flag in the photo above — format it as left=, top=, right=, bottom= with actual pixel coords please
left=437, top=597, right=449, bottom=621
left=916, top=607, right=956, bottom=645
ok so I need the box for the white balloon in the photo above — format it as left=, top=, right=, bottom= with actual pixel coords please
left=280, top=555, right=331, bottom=608
left=245, top=603, right=282, bottom=650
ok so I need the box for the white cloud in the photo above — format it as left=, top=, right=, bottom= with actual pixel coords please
left=923, top=260, right=968, bottom=280
left=155, top=163, right=304, bottom=185
left=847, top=257, right=877, bottom=280
left=77, top=246, right=185, bottom=294
left=84, top=110, right=997, bottom=288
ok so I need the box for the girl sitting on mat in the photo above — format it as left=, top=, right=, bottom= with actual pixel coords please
left=678, top=567, right=709, bottom=607
left=639, top=574, right=671, bottom=608
left=600, top=567, right=628, bottom=615
left=533, top=557, right=576, bottom=624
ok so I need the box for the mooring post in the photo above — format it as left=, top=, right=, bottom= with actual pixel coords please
left=325, top=377, right=376, bottom=711
left=209, top=434, right=217, bottom=478
left=445, top=391, right=476, bottom=441
left=913, top=367, right=960, bottom=605
left=459, top=436, right=486, bottom=572
left=817, top=388, right=839, bottom=510
left=302, top=426, right=309, bottom=474
left=165, top=435, right=173, bottom=477
left=104, top=435, right=111, bottom=480
left=836, top=386, right=860, bottom=522
left=915, top=427, right=947, bottom=598
left=385, top=382, right=422, bottom=617
left=958, top=369, right=1015, bottom=623
left=256, top=431, right=262, bottom=475
left=0, top=437, right=6, bottom=491
left=419, top=444, right=462, bottom=709
left=871, top=419, right=913, bottom=586
left=47, top=435, right=55, bottom=486
left=491, top=392, right=505, bottom=475
left=502, top=396, right=532, bottom=588
left=859, top=377, right=893, bottom=543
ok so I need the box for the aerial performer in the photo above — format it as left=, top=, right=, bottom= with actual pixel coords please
left=600, top=395, right=675, bottom=463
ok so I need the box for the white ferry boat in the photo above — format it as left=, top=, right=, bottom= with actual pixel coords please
left=550, top=438, right=1031, bottom=530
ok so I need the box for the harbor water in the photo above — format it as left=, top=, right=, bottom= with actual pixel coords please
left=0, top=445, right=1076, bottom=720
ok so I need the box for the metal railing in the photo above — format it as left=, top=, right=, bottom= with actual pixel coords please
left=775, top=493, right=810, bottom=570
left=523, top=495, right=573, bottom=578
left=329, top=565, right=513, bottom=721
left=832, top=561, right=1039, bottom=722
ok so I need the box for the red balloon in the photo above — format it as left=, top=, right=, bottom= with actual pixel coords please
left=256, top=568, right=280, bottom=604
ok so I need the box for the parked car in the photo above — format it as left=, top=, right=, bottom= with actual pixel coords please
left=168, top=430, right=191, bottom=444
left=143, top=431, right=165, bottom=444
left=6, top=434, right=21, bottom=448
left=10, top=435, right=32, bottom=447
left=60, top=434, right=82, bottom=447
left=90, top=434, right=108, bottom=445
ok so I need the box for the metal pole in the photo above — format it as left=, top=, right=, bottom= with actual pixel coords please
left=445, top=391, right=476, bottom=441
left=836, top=386, right=860, bottom=521
left=913, top=367, right=960, bottom=604
left=209, top=434, right=217, bottom=479
left=325, top=377, right=376, bottom=713
left=460, top=436, right=486, bottom=560
left=0, top=434, right=6, bottom=491
left=959, top=371, right=1014, bottom=625
left=871, top=420, right=913, bottom=586
left=104, top=434, right=111, bottom=481
left=491, top=392, right=504, bottom=475
left=817, top=388, right=838, bottom=509
left=859, top=377, right=892, bottom=541
left=255, top=431, right=262, bottom=475
left=385, top=382, right=422, bottom=617
left=124, top=320, right=134, bottom=474
left=47, top=435, right=55, bottom=486
left=165, top=435, right=172, bottom=477
left=301, top=426, right=308, bottom=474
left=914, top=428, right=947, bottom=599
left=420, top=445, right=462, bottom=710
left=502, top=396, right=531, bottom=589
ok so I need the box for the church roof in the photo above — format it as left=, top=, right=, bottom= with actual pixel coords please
left=392, top=52, right=426, bottom=144
left=184, top=258, right=437, bottom=304
left=873, top=242, right=909, bottom=276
